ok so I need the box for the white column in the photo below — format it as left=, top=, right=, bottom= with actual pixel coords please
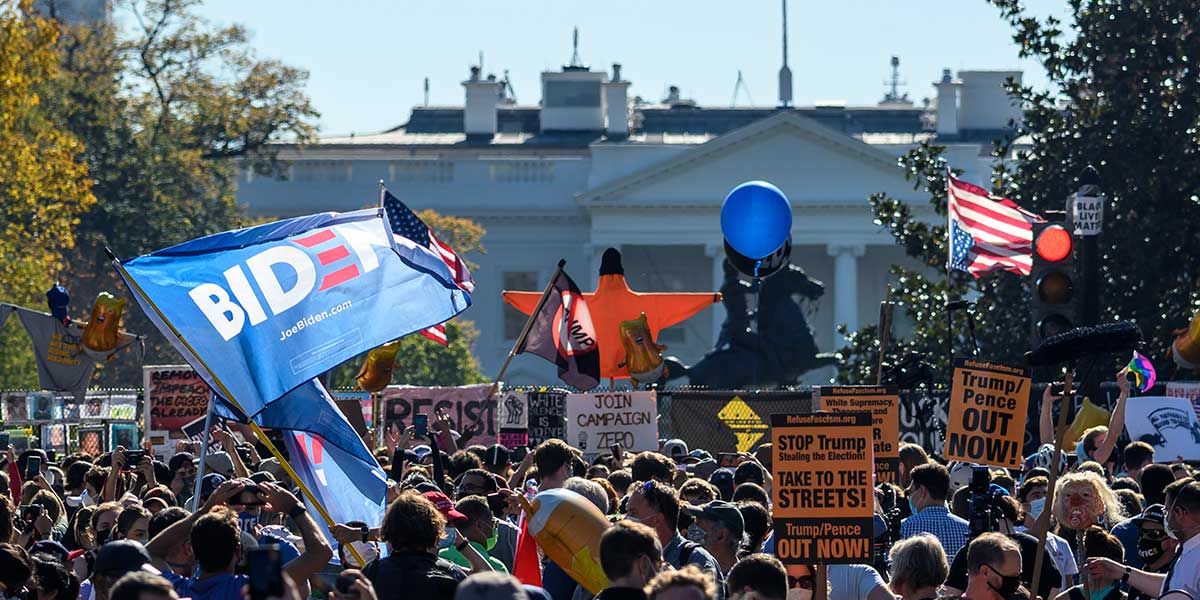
left=585, top=243, right=603, bottom=289
left=827, top=243, right=865, bottom=342
left=704, top=243, right=726, bottom=349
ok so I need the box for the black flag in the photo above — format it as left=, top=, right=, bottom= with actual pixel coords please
left=519, top=270, right=600, bottom=390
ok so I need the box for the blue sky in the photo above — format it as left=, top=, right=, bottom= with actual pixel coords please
left=190, top=0, right=1073, bottom=136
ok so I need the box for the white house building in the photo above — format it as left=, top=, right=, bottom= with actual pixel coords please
left=236, top=56, right=1022, bottom=386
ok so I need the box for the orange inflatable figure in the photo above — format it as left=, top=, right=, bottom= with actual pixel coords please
left=503, top=248, right=719, bottom=380
left=519, top=488, right=610, bottom=594
left=355, top=341, right=401, bottom=392
left=81, top=292, right=126, bottom=359
left=1172, top=308, right=1200, bottom=370
left=617, top=313, right=667, bottom=388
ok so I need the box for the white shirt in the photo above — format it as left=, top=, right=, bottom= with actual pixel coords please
left=1016, top=526, right=1078, bottom=589
left=1164, top=533, right=1200, bottom=597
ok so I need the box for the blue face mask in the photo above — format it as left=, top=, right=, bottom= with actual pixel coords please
left=1076, top=442, right=1091, bottom=463
left=1028, top=498, right=1046, bottom=521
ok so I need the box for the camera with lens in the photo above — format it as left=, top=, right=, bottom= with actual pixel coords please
left=967, top=466, right=1007, bottom=537
left=872, top=483, right=906, bottom=576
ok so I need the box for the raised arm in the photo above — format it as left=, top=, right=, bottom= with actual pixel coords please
left=1040, top=384, right=1057, bottom=445
left=1094, top=373, right=1130, bottom=466
left=261, top=482, right=333, bottom=584
left=213, top=428, right=250, bottom=479
left=146, top=479, right=245, bottom=565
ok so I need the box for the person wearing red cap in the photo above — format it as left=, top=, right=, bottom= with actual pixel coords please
left=422, top=491, right=496, bottom=574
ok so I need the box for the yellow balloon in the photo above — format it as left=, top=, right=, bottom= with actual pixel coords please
left=616, top=312, right=668, bottom=388
left=519, top=489, right=611, bottom=594
left=81, top=292, right=125, bottom=358
left=355, top=341, right=401, bottom=392
left=1063, top=398, right=1110, bottom=452
left=1172, top=308, right=1200, bottom=370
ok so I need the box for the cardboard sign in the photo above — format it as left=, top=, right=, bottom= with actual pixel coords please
left=1125, top=397, right=1200, bottom=461
left=144, top=366, right=210, bottom=454
left=381, top=384, right=497, bottom=446
left=499, top=429, right=529, bottom=449
left=819, top=386, right=900, bottom=484
left=528, top=391, right=567, bottom=446
left=1072, top=192, right=1103, bottom=236
left=565, top=391, right=657, bottom=454
left=772, top=412, right=874, bottom=564
left=944, top=359, right=1030, bottom=468
left=498, top=390, right=529, bottom=429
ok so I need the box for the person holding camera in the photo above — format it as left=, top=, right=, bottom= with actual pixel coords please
left=943, top=491, right=1061, bottom=600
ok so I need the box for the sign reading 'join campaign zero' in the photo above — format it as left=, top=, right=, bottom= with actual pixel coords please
left=772, top=412, right=874, bottom=564
left=819, top=386, right=900, bottom=485
left=566, top=391, right=657, bottom=454
left=944, top=358, right=1031, bottom=469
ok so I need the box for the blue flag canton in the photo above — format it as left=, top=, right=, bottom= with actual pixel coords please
left=949, top=219, right=976, bottom=272
left=383, top=191, right=432, bottom=249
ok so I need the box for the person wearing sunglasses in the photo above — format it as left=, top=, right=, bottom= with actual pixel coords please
left=962, top=533, right=1025, bottom=600
left=1123, top=504, right=1177, bottom=600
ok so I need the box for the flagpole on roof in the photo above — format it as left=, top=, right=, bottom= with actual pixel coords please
left=105, top=247, right=367, bottom=566
left=486, top=259, right=567, bottom=401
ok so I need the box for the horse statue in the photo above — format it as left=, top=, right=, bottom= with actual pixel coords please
left=663, top=260, right=838, bottom=388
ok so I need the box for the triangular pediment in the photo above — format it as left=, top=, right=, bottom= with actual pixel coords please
left=579, top=111, right=918, bottom=206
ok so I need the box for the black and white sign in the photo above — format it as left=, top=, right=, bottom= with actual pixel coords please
left=1125, top=397, right=1200, bottom=461
left=1072, top=193, right=1104, bottom=236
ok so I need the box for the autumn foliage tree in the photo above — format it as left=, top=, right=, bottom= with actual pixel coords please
left=0, top=0, right=95, bottom=387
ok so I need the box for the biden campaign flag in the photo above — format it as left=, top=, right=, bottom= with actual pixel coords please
left=116, top=208, right=470, bottom=417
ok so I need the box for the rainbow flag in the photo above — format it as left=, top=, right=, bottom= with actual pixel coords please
left=1126, top=351, right=1156, bottom=393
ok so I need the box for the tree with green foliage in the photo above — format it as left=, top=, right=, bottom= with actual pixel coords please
left=839, top=0, right=1200, bottom=387
left=0, top=0, right=319, bottom=389
left=329, top=210, right=488, bottom=389
left=0, top=0, right=96, bottom=388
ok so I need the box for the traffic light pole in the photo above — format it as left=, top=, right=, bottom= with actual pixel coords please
left=1073, top=166, right=1103, bottom=401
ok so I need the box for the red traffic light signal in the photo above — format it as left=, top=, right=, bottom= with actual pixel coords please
left=1035, top=225, right=1073, bottom=262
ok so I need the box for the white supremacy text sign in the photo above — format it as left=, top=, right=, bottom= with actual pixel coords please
left=566, top=391, right=657, bottom=454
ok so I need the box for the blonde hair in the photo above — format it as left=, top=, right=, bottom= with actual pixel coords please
left=1053, top=471, right=1124, bottom=528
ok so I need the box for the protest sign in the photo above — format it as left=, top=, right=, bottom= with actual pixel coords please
left=528, top=390, right=567, bottom=446
left=772, top=412, right=874, bottom=564
left=2, top=392, right=28, bottom=422
left=565, top=391, right=657, bottom=454
left=1165, top=381, right=1200, bottom=421
left=1071, top=192, right=1103, bottom=236
left=497, top=389, right=528, bottom=429
left=144, top=366, right=211, bottom=451
left=381, top=384, right=497, bottom=446
left=661, top=390, right=814, bottom=453
left=499, top=429, right=529, bottom=449
left=1125, top=397, right=1200, bottom=461
left=944, top=359, right=1030, bottom=469
left=819, top=386, right=900, bottom=484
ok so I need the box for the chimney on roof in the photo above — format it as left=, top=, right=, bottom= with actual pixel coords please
left=463, top=65, right=501, bottom=137
left=957, top=70, right=1023, bottom=132
left=603, top=63, right=630, bottom=137
left=934, top=68, right=961, bottom=136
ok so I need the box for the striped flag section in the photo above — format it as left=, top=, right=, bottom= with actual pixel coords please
left=947, top=173, right=1043, bottom=278
left=382, top=187, right=476, bottom=345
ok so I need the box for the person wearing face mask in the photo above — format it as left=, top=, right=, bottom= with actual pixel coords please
left=1053, top=527, right=1126, bottom=600
left=1084, top=479, right=1200, bottom=599
left=92, top=502, right=124, bottom=548
left=944, top=494, right=1061, bottom=600
left=1126, top=505, right=1179, bottom=600
left=962, top=533, right=1025, bottom=600
left=901, top=463, right=970, bottom=563
left=680, top=500, right=744, bottom=575
left=626, top=481, right=724, bottom=599
left=440, top=496, right=507, bottom=573
left=1016, top=476, right=1078, bottom=589
left=595, top=521, right=662, bottom=600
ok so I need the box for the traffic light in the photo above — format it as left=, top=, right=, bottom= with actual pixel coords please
left=1029, top=220, right=1078, bottom=347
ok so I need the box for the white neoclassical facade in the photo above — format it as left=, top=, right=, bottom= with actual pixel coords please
left=236, top=62, right=1021, bottom=385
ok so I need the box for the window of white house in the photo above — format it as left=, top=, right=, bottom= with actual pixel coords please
left=289, top=161, right=352, bottom=183
left=389, top=160, right=453, bottom=183
left=503, top=271, right=540, bottom=339
left=489, top=160, right=555, bottom=183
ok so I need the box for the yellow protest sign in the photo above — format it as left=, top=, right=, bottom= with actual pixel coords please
left=944, top=358, right=1031, bottom=469
left=772, top=412, right=874, bottom=564
left=819, top=386, right=900, bottom=485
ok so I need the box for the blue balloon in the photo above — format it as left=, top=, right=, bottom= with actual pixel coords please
left=720, top=181, right=793, bottom=259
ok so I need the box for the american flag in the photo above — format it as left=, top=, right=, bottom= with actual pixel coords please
left=947, top=173, right=1043, bottom=278
left=381, top=187, right=475, bottom=345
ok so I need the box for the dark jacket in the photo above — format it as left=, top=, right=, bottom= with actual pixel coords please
left=363, top=550, right=467, bottom=599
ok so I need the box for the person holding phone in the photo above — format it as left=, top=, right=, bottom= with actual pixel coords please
left=144, top=479, right=332, bottom=600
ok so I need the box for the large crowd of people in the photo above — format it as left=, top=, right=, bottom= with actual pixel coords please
left=0, top=375, right=1197, bottom=600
